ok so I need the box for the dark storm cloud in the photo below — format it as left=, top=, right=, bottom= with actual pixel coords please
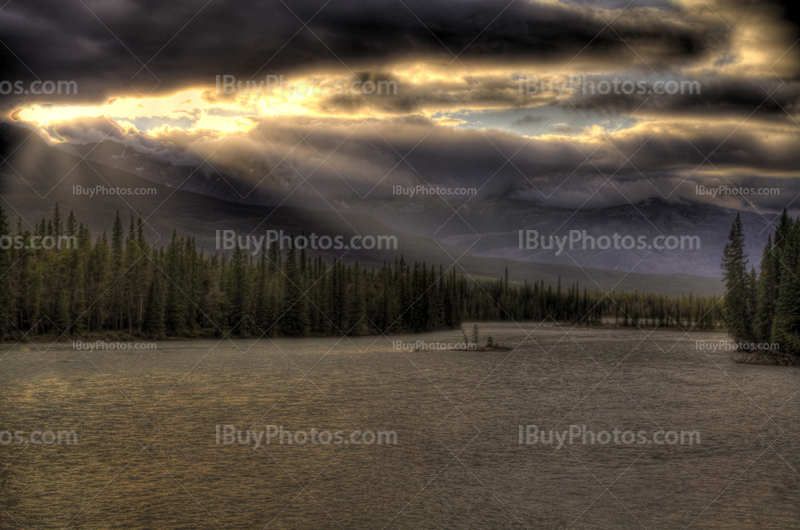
left=0, top=0, right=729, bottom=108
left=556, top=76, right=800, bottom=119
left=40, top=111, right=796, bottom=212
left=237, top=114, right=800, bottom=211
left=4, top=0, right=798, bottom=214
left=237, top=115, right=800, bottom=204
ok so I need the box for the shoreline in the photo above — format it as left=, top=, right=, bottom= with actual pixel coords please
left=1, top=324, right=731, bottom=346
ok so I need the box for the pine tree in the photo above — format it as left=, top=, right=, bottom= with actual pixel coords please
left=165, top=230, right=186, bottom=336
left=771, top=222, right=800, bottom=355
left=110, top=211, right=125, bottom=329
left=747, top=267, right=757, bottom=330
left=87, top=233, right=111, bottom=331
left=66, top=210, right=77, bottom=237
left=56, top=290, right=70, bottom=334
left=68, top=232, right=87, bottom=334
left=254, top=253, right=269, bottom=331
left=347, top=263, right=367, bottom=335
left=721, top=214, right=755, bottom=342
left=17, top=226, right=43, bottom=333
left=280, top=240, right=309, bottom=337
left=755, top=235, right=778, bottom=342
left=0, top=206, right=15, bottom=339
left=227, top=245, right=252, bottom=335
left=144, top=274, right=166, bottom=339
left=52, top=203, right=62, bottom=238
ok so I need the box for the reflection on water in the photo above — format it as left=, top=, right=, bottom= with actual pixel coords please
left=0, top=324, right=798, bottom=529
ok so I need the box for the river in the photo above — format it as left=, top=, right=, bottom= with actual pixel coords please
left=1, top=324, right=797, bottom=529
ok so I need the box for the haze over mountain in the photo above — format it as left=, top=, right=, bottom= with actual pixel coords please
left=43, top=125, right=776, bottom=278
left=347, top=196, right=776, bottom=277
left=1, top=123, right=727, bottom=296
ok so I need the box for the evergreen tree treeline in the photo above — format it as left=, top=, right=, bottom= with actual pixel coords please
left=722, top=210, right=800, bottom=358
left=0, top=206, right=723, bottom=341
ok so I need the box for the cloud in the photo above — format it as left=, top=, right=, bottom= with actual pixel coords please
left=3, top=0, right=798, bottom=216
left=31, top=109, right=798, bottom=214
left=556, top=76, right=800, bottom=120
left=0, top=0, right=734, bottom=109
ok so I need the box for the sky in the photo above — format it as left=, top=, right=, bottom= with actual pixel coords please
left=1, top=0, right=799, bottom=213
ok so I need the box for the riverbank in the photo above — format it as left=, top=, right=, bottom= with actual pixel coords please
left=1, top=322, right=724, bottom=345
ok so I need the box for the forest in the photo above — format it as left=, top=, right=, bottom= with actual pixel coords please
left=721, top=210, right=800, bottom=361
left=0, top=205, right=726, bottom=341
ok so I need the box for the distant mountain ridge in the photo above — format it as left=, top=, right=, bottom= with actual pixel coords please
left=45, top=129, right=775, bottom=278
left=346, top=196, right=775, bottom=277
left=1, top=124, right=732, bottom=295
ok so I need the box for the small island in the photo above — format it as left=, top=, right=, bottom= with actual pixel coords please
left=453, top=325, right=512, bottom=352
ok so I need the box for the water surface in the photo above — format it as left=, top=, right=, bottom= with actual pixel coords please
left=1, top=324, right=798, bottom=529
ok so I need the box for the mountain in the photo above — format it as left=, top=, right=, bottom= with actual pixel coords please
left=1, top=123, right=725, bottom=296
left=53, top=131, right=774, bottom=279
left=57, top=138, right=281, bottom=206
left=345, top=196, right=775, bottom=278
